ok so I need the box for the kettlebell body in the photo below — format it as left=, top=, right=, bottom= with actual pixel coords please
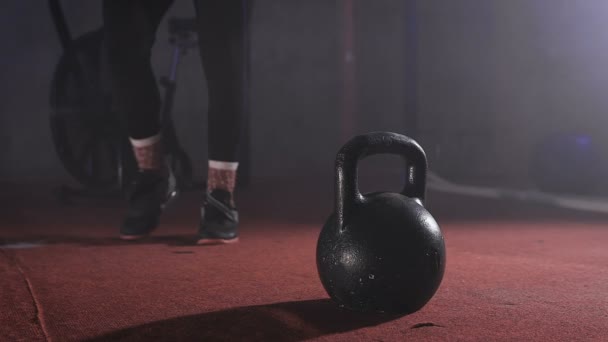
left=316, top=132, right=446, bottom=315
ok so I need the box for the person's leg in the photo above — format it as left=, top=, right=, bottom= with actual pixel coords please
left=196, top=0, right=252, bottom=199
left=194, top=0, right=253, bottom=244
left=103, top=0, right=174, bottom=240
left=103, top=0, right=173, bottom=172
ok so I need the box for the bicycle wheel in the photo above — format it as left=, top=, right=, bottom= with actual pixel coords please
left=49, top=28, right=133, bottom=189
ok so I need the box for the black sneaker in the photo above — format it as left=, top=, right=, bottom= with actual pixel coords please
left=120, top=169, right=178, bottom=240
left=197, top=189, right=239, bottom=245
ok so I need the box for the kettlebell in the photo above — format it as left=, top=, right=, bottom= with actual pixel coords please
left=316, top=132, right=446, bottom=315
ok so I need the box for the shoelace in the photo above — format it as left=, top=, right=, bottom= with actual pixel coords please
left=203, top=193, right=238, bottom=222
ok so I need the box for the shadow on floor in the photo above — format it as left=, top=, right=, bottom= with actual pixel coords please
left=84, top=299, right=400, bottom=342
left=0, top=235, right=207, bottom=248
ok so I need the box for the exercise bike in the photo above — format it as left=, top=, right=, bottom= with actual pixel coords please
left=48, top=0, right=205, bottom=203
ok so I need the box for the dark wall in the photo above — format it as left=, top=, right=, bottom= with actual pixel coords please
left=2, top=0, right=608, bottom=190
left=417, top=0, right=608, bottom=186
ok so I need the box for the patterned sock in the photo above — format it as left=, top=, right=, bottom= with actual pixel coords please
left=129, top=134, right=166, bottom=174
left=207, top=160, right=238, bottom=207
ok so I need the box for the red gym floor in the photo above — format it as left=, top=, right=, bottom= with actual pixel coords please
left=1, top=179, right=607, bottom=341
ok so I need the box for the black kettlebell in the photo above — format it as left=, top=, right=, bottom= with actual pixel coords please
left=316, top=132, right=446, bottom=315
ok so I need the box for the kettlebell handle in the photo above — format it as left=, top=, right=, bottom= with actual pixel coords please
left=335, top=132, right=428, bottom=229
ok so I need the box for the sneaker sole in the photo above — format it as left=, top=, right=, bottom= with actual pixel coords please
left=197, top=237, right=239, bottom=245
left=119, top=234, right=149, bottom=241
